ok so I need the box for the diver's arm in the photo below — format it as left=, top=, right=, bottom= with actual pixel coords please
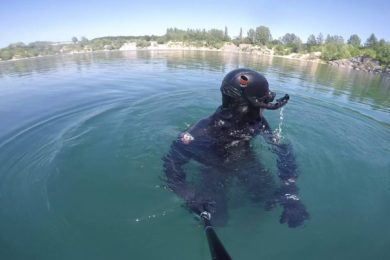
left=264, top=131, right=300, bottom=197
left=163, top=119, right=211, bottom=214
left=259, top=116, right=298, bottom=181
left=260, top=117, right=309, bottom=227
left=163, top=140, right=191, bottom=199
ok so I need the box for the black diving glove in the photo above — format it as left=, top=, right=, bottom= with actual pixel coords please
left=276, top=94, right=290, bottom=103
left=264, top=94, right=290, bottom=110
left=279, top=193, right=309, bottom=228
left=181, top=188, right=214, bottom=216
left=273, top=94, right=290, bottom=109
left=265, top=182, right=309, bottom=228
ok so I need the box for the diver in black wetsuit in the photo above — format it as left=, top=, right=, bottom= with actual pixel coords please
left=163, top=68, right=309, bottom=228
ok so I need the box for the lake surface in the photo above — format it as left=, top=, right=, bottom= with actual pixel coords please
left=0, top=51, right=389, bottom=260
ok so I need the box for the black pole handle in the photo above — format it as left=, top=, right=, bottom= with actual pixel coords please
left=201, top=212, right=232, bottom=260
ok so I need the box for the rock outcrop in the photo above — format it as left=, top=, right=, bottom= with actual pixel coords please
left=328, top=56, right=390, bottom=75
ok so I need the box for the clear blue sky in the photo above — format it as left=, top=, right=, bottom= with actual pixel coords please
left=1, top=0, right=389, bottom=48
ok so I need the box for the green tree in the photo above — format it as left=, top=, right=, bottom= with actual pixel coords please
left=72, top=37, right=78, bottom=44
left=347, top=45, right=361, bottom=57
left=281, top=33, right=300, bottom=45
left=166, top=28, right=184, bottom=41
left=224, top=26, right=230, bottom=41
left=321, top=41, right=351, bottom=61
left=0, top=49, right=13, bottom=60
left=25, top=48, right=39, bottom=57
left=274, top=44, right=290, bottom=55
left=365, top=33, right=378, bottom=47
left=9, top=42, right=26, bottom=48
left=325, top=35, right=344, bottom=44
left=281, top=33, right=302, bottom=52
left=316, top=33, right=324, bottom=45
left=28, top=41, right=51, bottom=51
left=323, top=35, right=345, bottom=60
left=247, top=29, right=255, bottom=44
left=271, top=39, right=282, bottom=45
left=375, top=39, right=390, bottom=65
left=204, top=29, right=225, bottom=48
left=255, top=26, right=272, bottom=45
left=347, top=34, right=361, bottom=47
left=361, top=48, right=377, bottom=59
left=136, top=40, right=151, bottom=48
left=207, top=29, right=224, bottom=41
left=307, top=34, right=317, bottom=45
left=80, top=36, right=89, bottom=44
left=306, top=34, right=317, bottom=52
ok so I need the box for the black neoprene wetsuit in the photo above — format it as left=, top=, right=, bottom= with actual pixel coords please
left=163, top=105, right=299, bottom=226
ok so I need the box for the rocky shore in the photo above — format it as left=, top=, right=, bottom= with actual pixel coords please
left=120, top=42, right=389, bottom=75
left=328, top=56, right=390, bottom=75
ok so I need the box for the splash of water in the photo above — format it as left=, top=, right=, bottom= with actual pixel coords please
left=133, top=185, right=178, bottom=223
left=133, top=207, right=176, bottom=224
left=273, top=107, right=284, bottom=143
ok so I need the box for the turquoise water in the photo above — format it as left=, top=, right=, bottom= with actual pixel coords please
left=0, top=51, right=389, bottom=259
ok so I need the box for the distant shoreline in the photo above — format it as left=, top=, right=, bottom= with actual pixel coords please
left=2, top=43, right=388, bottom=76
left=0, top=44, right=323, bottom=63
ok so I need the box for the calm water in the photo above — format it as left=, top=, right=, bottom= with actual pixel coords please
left=0, top=51, right=389, bottom=260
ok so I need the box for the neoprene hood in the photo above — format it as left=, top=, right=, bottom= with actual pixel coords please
left=220, top=68, right=289, bottom=110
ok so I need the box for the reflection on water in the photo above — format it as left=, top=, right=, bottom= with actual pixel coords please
left=1, top=51, right=388, bottom=124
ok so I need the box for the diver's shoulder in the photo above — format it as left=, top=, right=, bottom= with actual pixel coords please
left=176, top=117, right=211, bottom=145
left=186, top=117, right=212, bottom=134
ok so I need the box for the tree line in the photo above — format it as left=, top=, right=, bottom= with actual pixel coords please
left=1, top=26, right=389, bottom=68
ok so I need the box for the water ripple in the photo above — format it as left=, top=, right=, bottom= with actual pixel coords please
left=0, top=51, right=389, bottom=260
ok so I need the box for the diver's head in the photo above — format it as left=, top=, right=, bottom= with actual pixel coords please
left=220, top=68, right=289, bottom=110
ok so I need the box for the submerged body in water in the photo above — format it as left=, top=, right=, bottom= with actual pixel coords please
left=163, top=68, right=309, bottom=227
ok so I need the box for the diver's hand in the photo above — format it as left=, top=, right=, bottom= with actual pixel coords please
left=274, top=94, right=289, bottom=108
left=276, top=94, right=289, bottom=103
left=279, top=194, right=309, bottom=228
left=264, top=181, right=297, bottom=211
left=181, top=188, right=201, bottom=213
left=182, top=188, right=213, bottom=215
left=266, top=94, right=289, bottom=110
